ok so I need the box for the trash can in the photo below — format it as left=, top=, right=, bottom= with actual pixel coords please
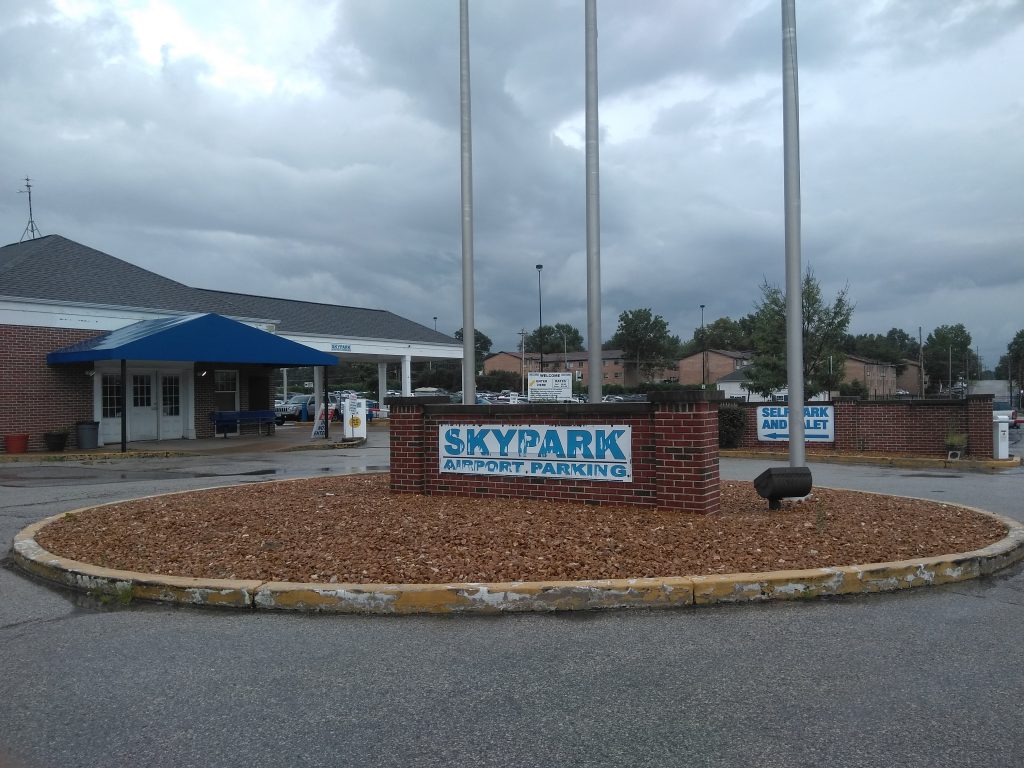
left=4, top=434, right=29, bottom=454
left=76, top=420, right=99, bottom=450
left=993, top=415, right=1010, bottom=460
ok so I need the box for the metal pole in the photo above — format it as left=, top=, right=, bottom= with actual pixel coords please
left=700, top=304, right=706, bottom=386
left=459, top=0, right=476, bottom=404
left=519, top=328, right=526, bottom=395
left=918, top=326, right=924, bottom=396
left=782, top=0, right=805, bottom=466
left=536, top=264, right=544, bottom=371
left=585, top=0, right=603, bottom=402
left=120, top=359, right=127, bottom=453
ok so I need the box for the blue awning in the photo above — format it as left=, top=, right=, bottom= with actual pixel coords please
left=46, top=313, right=338, bottom=367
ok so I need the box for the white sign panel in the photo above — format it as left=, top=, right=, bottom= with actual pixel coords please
left=756, top=405, right=835, bottom=442
left=439, top=424, right=632, bottom=481
left=343, top=398, right=367, bottom=439
left=528, top=372, right=573, bottom=401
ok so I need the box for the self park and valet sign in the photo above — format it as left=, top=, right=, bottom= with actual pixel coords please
left=440, top=424, right=633, bottom=481
left=756, top=404, right=835, bottom=442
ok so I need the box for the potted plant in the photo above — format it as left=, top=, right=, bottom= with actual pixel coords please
left=43, top=428, right=69, bottom=452
left=944, top=431, right=968, bottom=459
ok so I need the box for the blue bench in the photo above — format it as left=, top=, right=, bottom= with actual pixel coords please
left=210, top=410, right=277, bottom=438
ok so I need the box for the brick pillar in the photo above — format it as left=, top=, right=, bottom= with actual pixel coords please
left=832, top=397, right=858, bottom=452
left=387, top=396, right=448, bottom=494
left=966, top=394, right=993, bottom=458
left=649, top=390, right=723, bottom=513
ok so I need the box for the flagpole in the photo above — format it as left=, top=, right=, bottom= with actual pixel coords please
left=782, top=0, right=805, bottom=466
left=459, top=0, right=476, bottom=403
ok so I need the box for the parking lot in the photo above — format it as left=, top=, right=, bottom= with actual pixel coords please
left=1, top=435, right=1022, bottom=768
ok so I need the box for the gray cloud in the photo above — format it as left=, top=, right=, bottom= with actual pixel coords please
left=1, top=0, right=1021, bottom=368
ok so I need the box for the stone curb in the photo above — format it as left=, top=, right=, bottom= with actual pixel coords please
left=11, top=493, right=1024, bottom=614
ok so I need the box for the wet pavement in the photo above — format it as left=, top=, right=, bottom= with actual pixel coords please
left=1, top=430, right=1022, bottom=768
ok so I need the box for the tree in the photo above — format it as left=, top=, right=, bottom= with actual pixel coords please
left=841, top=327, right=920, bottom=374
left=742, top=270, right=854, bottom=398
left=609, top=308, right=682, bottom=382
left=994, top=329, right=1024, bottom=384
left=684, top=316, right=752, bottom=355
left=923, top=324, right=975, bottom=392
left=454, top=328, right=493, bottom=373
left=523, top=323, right=584, bottom=356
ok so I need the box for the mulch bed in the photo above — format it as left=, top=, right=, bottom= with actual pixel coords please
left=35, top=474, right=1006, bottom=584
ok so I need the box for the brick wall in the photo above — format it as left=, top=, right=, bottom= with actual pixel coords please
left=732, top=396, right=994, bottom=458
left=388, top=391, right=723, bottom=513
left=1, top=324, right=102, bottom=452
left=194, top=366, right=275, bottom=439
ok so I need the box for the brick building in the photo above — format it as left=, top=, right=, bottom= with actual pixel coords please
left=483, top=349, right=640, bottom=388
left=1, top=235, right=461, bottom=450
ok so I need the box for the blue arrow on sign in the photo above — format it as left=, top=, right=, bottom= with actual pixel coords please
left=765, top=432, right=831, bottom=440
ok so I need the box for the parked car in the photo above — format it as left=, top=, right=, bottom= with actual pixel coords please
left=276, top=394, right=341, bottom=424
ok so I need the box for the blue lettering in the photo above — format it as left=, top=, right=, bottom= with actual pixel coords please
left=492, top=429, right=516, bottom=456
left=466, top=428, right=490, bottom=456
left=566, top=429, right=594, bottom=459
left=594, top=429, right=626, bottom=460
left=519, top=430, right=541, bottom=455
left=538, top=431, right=566, bottom=458
left=444, top=428, right=464, bottom=456
left=611, top=465, right=628, bottom=478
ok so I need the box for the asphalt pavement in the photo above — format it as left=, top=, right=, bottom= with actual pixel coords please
left=1, top=431, right=1022, bottom=768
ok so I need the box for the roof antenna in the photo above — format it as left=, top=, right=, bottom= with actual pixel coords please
left=18, top=177, right=43, bottom=242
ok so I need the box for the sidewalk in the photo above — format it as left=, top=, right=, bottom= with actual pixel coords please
left=1, top=421, right=387, bottom=460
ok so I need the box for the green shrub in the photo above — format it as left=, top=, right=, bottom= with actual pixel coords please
left=718, top=403, right=746, bottom=448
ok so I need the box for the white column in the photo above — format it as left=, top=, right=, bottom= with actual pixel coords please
left=378, top=362, right=388, bottom=404
left=313, top=366, right=324, bottom=415
left=401, top=355, right=412, bottom=396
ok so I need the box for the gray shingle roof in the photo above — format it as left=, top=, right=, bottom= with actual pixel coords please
left=0, top=235, right=457, bottom=345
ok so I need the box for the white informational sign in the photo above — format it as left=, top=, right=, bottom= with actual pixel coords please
left=527, top=372, right=573, bottom=402
left=343, top=398, right=367, bottom=439
left=756, top=404, right=835, bottom=442
left=439, top=423, right=633, bottom=482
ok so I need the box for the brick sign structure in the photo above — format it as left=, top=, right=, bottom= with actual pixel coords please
left=388, top=390, right=724, bottom=514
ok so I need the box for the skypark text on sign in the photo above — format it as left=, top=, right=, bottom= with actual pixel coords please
left=439, top=424, right=633, bottom=481
left=755, top=405, right=835, bottom=443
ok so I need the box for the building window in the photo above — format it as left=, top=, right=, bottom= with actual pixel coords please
left=162, top=375, right=181, bottom=416
left=215, top=370, right=238, bottom=411
left=102, top=375, right=121, bottom=418
left=132, top=375, right=152, bottom=408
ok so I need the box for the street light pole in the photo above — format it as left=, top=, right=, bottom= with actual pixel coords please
left=536, top=264, right=544, bottom=372
left=700, top=304, right=706, bottom=387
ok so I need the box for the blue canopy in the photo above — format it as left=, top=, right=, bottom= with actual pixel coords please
left=46, top=313, right=338, bottom=367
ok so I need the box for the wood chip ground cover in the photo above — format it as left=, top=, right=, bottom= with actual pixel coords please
left=36, top=474, right=1006, bottom=585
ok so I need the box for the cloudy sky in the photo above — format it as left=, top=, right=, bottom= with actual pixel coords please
left=1, top=0, right=1022, bottom=367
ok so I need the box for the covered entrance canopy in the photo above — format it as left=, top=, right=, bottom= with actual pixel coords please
left=47, top=313, right=337, bottom=451
left=46, top=312, right=337, bottom=367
